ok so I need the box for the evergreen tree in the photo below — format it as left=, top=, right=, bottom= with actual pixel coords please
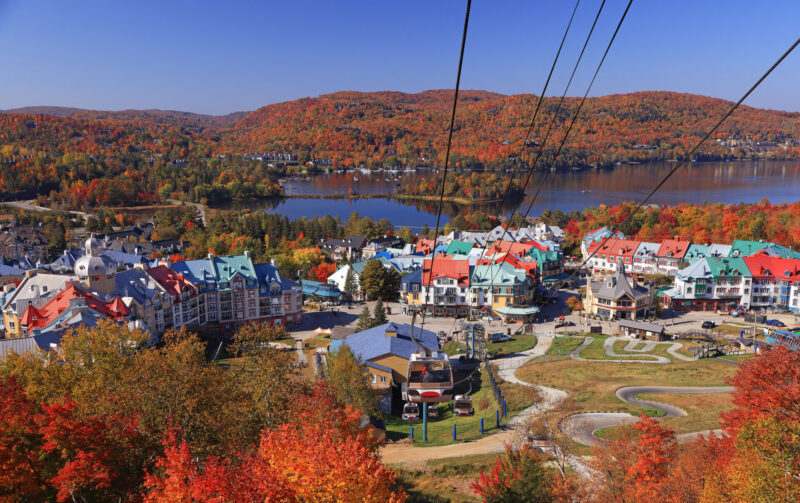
left=356, top=307, right=373, bottom=332
left=372, top=299, right=388, bottom=326
left=344, top=267, right=357, bottom=298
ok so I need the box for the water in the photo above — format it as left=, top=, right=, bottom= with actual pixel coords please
left=214, top=160, right=800, bottom=228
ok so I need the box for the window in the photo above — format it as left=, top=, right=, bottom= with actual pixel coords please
left=371, top=374, right=377, bottom=384
left=249, top=309, right=256, bottom=318
left=380, top=375, right=387, bottom=383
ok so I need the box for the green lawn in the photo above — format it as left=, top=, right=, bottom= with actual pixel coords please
left=545, top=336, right=585, bottom=357
left=442, top=341, right=467, bottom=355
left=486, top=334, right=538, bottom=358
left=384, top=368, right=534, bottom=447
left=720, top=353, right=755, bottom=362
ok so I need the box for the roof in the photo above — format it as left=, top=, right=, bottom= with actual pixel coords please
left=707, top=244, right=732, bottom=258
left=0, top=264, right=26, bottom=277
left=421, top=258, right=471, bottom=287
left=656, top=239, right=691, bottom=259
left=401, top=269, right=422, bottom=287
left=583, top=226, right=624, bottom=244
left=20, top=282, right=129, bottom=334
left=3, top=273, right=76, bottom=313
left=331, top=322, right=439, bottom=363
left=100, top=249, right=147, bottom=267
left=589, top=265, right=650, bottom=300
left=302, top=280, right=341, bottom=298
left=351, top=257, right=399, bottom=276
left=706, top=257, right=750, bottom=278
left=683, top=244, right=710, bottom=263
left=211, top=254, right=257, bottom=284
left=743, top=255, right=800, bottom=281
left=633, top=242, right=661, bottom=259
left=526, top=247, right=560, bottom=264
left=729, top=240, right=771, bottom=258
left=470, top=262, right=527, bottom=287
left=445, top=240, right=474, bottom=256
left=171, top=258, right=217, bottom=290
left=115, top=268, right=163, bottom=305
left=148, top=265, right=197, bottom=297
left=589, top=238, right=641, bottom=259
left=676, top=258, right=715, bottom=281
left=494, top=305, right=540, bottom=315
left=618, top=319, right=665, bottom=333
left=756, top=244, right=800, bottom=260
left=487, top=241, right=535, bottom=257
left=0, top=332, right=62, bottom=359
left=365, top=361, right=393, bottom=373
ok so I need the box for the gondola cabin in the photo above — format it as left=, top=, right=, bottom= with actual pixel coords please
left=405, top=352, right=454, bottom=403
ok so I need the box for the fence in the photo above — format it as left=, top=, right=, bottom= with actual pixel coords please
left=485, top=362, right=507, bottom=418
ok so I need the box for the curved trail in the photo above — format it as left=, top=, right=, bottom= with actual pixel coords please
left=563, top=385, right=734, bottom=446
left=569, top=336, right=697, bottom=363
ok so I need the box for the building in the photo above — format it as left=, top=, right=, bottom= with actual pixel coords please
left=445, top=240, right=474, bottom=258
left=0, top=222, right=47, bottom=261
left=2, top=272, right=75, bottom=338
left=527, top=247, right=565, bottom=283
left=618, top=319, right=666, bottom=341
left=114, top=267, right=173, bottom=334
left=148, top=265, right=200, bottom=329
left=631, top=242, right=660, bottom=275
left=400, top=269, right=423, bottom=310
left=317, top=235, right=368, bottom=262
left=729, top=240, right=771, bottom=258
left=586, top=238, right=641, bottom=274
left=655, top=239, right=691, bottom=276
left=326, top=258, right=399, bottom=300
left=419, top=257, right=471, bottom=317
left=743, top=255, right=800, bottom=310
left=585, top=264, right=653, bottom=320
left=468, top=262, right=535, bottom=317
left=663, top=257, right=751, bottom=312
left=683, top=244, right=710, bottom=264
left=581, top=227, right=625, bottom=258
left=329, top=322, right=439, bottom=387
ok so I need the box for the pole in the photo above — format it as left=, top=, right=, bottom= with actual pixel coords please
left=410, top=426, right=414, bottom=441
left=480, top=417, right=484, bottom=435
left=470, top=324, right=475, bottom=359
left=423, top=402, right=428, bottom=442
left=503, top=399, right=507, bottom=418
left=496, top=409, right=500, bottom=428
left=453, top=423, right=457, bottom=441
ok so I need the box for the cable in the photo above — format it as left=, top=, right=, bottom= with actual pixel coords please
left=417, top=0, right=471, bottom=337
left=540, top=33, right=800, bottom=308
left=479, top=0, right=631, bottom=299
left=468, top=0, right=607, bottom=287
left=499, top=0, right=582, bottom=205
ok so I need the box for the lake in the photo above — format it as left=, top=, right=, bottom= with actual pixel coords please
left=213, top=160, right=800, bottom=228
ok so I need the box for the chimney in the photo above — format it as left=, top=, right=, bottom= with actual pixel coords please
left=244, top=250, right=250, bottom=260
left=385, top=325, right=397, bottom=338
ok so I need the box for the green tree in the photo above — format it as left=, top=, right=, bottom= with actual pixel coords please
left=359, top=260, right=387, bottom=300
left=344, top=267, right=357, bottom=298
left=326, top=344, right=380, bottom=417
left=372, top=299, right=388, bottom=326
left=382, top=268, right=401, bottom=301
left=356, top=307, right=374, bottom=332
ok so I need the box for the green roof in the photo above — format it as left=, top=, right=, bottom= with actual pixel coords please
left=211, top=254, right=257, bottom=284
left=706, top=257, right=750, bottom=278
left=729, top=240, right=771, bottom=257
left=684, top=244, right=710, bottom=263
left=470, top=263, right=526, bottom=287
left=445, top=240, right=474, bottom=256
left=526, top=247, right=559, bottom=265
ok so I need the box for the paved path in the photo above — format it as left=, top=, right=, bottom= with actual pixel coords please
left=5, top=199, right=91, bottom=220
left=568, top=336, right=696, bottom=364
left=563, top=385, right=735, bottom=446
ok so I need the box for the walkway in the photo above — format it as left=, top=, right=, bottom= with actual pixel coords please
left=563, top=385, right=735, bottom=446
left=568, top=336, right=697, bottom=364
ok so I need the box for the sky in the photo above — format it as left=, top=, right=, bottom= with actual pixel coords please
left=1, top=0, right=799, bottom=115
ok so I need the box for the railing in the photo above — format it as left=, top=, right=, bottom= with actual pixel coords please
left=484, top=362, right=506, bottom=418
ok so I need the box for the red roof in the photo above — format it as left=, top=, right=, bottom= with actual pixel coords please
left=743, top=255, right=800, bottom=281
left=415, top=239, right=435, bottom=255
left=657, top=239, right=691, bottom=259
left=148, top=265, right=197, bottom=298
left=20, top=282, right=129, bottom=334
left=589, top=238, right=641, bottom=260
left=487, top=241, right=536, bottom=257
left=421, top=258, right=471, bottom=287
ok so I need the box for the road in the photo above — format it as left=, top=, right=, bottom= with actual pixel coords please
left=167, top=199, right=207, bottom=226
left=4, top=199, right=91, bottom=220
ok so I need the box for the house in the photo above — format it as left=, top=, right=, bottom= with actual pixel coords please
left=663, top=257, right=751, bottom=312
left=400, top=269, right=423, bottom=310
left=585, top=264, right=652, bottom=320
left=587, top=239, right=641, bottom=274
left=0, top=331, right=63, bottom=359
left=468, top=262, right=535, bottom=317
left=656, top=239, right=691, bottom=275
left=326, top=258, right=399, bottom=300
left=113, top=267, right=173, bottom=335
left=527, top=247, right=565, bottom=283
left=581, top=227, right=625, bottom=258
left=445, top=240, right=474, bottom=257
left=631, top=242, right=660, bottom=275
left=2, top=272, right=76, bottom=338
left=419, top=257, right=471, bottom=318
left=533, top=223, right=565, bottom=243
left=618, top=319, right=666, bottom=341
left=0, top=223, right=47, bottom=261
left=729, top=240, right=771, bottom=258
left=756, top=244, right=800, bottom=260
left=743, top=255, right=800, bottom=310
left=317, top=235, right=368, bottom=262
left=683, top=244, right=710, bottom=264
left=148, top=265, right=201, bottom=329
left=0, top=264, right=26, bottom=284
left=329, top=322, right=440, bottom=387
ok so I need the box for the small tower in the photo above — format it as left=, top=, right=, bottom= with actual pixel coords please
left=75, top=235, right=117, bottom=294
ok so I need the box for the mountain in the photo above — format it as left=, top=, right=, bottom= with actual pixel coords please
left=1, top=106, right=247, bottom=129
left=219, top=90, right=800, bottom=168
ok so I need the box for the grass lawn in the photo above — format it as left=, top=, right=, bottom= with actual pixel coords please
left=545, top=336, right=585, bottom=357
left=394, top=452, right=500, bottom=502
left=715, top=323, right=750, bottom=336
left=720, top=353, right=755, bottom=363
left=640, top=392, right=734, bottom=433
left=384, top=368, right=535, bottom=447
left=516, top=358, right=738, bottom=417
left=442, top=341, right=467, bottom=355
left=486, top=334, right=538, bottom=358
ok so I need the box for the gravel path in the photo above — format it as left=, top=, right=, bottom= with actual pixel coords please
left=568, top=336, right=697, bottom=364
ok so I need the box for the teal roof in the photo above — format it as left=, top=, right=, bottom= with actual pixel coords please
left=527, top=247, right=560, bottom=264
left=706, top=256, right=750, bottom=278
left=683, top=244, right=710, bottom=263
left=729, top=240, right=771, bottom=258
left=445, top=240, right=474, bottom=256
left=761, top=244, right=800, bottom=259
left=211, top=254, right=257, bottom=286
left=470, top=263, right=525, bottom=287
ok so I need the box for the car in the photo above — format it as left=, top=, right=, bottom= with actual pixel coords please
left=765, top=319, right=786, bottom=327
left=427, top=405, right=439, bottom=418
left=453, top=395, right=474, bottom=416
left=401, top=403, right=420, bottom=421
left=487, top=333, right=511, bottom=343
left=701, top=321, right=716, bottom=329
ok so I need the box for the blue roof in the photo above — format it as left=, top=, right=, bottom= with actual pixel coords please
left=49, top=249, right=82, bottom=271
left=100, top=250, right=147, bottom=268
left=172, top=258, right=218, bottom=291
left=115, top=268, right=160, bottom=305
left=330, top=322, right=439, bottom=363
left=766, top=329, right=800, bottom=350
left=401, top=269, right=422, bottom=287
left=0, top=264, right=25, bottom=276
left=365, top=361, right=393, bottom=373
left=301, top=279, right=339, bottom=297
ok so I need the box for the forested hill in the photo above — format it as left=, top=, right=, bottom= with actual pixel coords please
left=1, top=106, right=247, bottom=129
left=220, top=90, right=800, bottom=168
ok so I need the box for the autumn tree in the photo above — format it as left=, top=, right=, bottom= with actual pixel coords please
left=326, top=344, right=380, bottom=417
left=472, top=445, right=554, bottom=503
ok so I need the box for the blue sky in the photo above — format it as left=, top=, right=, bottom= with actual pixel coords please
left=1, top=0, right=799, bottom=115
